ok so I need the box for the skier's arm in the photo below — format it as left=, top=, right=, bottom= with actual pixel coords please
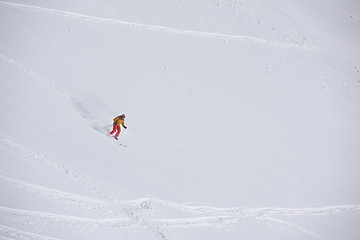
left=122, top=121, right=127, bottom=129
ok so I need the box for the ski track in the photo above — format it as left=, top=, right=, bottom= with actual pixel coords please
left=0, top=51, right=113, bottom=147
left=0, top=53, right=102, bottom=134
left=0, top=206, right=133, bottom=230
left=0, top=52, right=169, bottom=239
left=0, top=175, right=111, bottom=216
left=0, top=138, right=112, bottom=201
left=0, top=0, right=312, bottom=50
left=2, top=173, right=360, bottom=240
left=0, top=9, right=357, bottom=239
left=0, top=139, right=169, bottom=239
left=0, top=53, right=70, bottom=99
left=0, top=225, right=61, bottom=240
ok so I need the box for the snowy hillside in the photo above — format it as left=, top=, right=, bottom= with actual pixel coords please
left=1, top=0, right=360, bottom=239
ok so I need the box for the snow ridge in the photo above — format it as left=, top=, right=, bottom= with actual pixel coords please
left=0, top=0, right=311, bottom=49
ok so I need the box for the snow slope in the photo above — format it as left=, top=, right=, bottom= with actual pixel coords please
left=1, top=0, right=360, bottom=239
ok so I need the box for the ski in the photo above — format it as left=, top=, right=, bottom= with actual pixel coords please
left=108, top=134, right=127, bottom=147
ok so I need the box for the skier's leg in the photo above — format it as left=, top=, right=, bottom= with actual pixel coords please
left=109, top=124, right=116, bottom=135
left=115, top=126, right=121, bottom=138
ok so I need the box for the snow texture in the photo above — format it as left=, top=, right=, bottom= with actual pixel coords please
left=1, top=0, right=360, bottom=239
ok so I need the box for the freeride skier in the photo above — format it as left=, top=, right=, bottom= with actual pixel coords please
left=109, top=114, right=127, bottom=140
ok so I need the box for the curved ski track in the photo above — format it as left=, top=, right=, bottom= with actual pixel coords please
left=0, top=225, right=61, bottom=240
left=1, top=131, right=360, bottom=240
left=0, top=0, right=311, bottom=50
left=1, top=172, right=360, bottom=240
left=0, top=7, right=358, bottom=240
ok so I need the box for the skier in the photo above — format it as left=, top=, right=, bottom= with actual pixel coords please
left=109, top=114, right=127, bottom=140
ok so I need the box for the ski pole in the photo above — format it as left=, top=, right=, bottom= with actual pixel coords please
left=119, top=127, right=126, bottom=136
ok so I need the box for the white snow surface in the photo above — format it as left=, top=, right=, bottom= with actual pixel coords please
left=1, top=0, right=360, bottom=239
